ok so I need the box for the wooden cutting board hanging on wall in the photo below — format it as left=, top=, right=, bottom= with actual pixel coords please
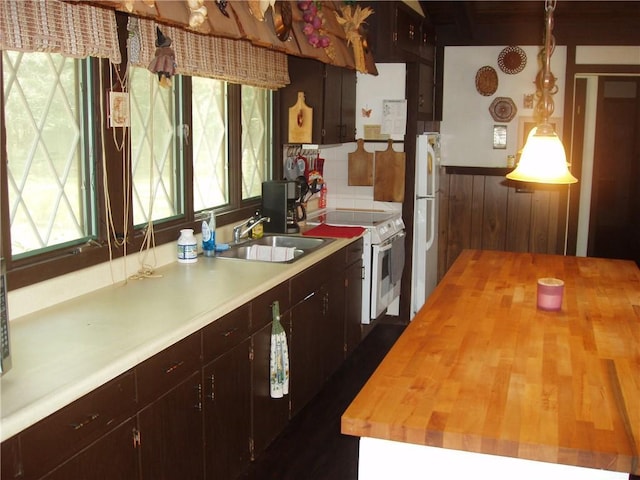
left=374, top=139, right=406, bottom=202
left=288, top=91, right=313, bottom=144
left=348, top=139, right=373, bottom=186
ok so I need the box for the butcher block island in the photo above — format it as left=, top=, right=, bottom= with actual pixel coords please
left=342, top=250, right=640, bottom=479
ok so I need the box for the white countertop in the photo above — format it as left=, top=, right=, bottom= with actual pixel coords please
left=0, top=238, right=352, bottom=442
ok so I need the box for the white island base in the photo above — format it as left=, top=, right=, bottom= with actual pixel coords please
left=358, top=437, right=628, bottom=480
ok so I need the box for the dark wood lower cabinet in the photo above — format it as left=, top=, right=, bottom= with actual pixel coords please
left=345, top=258, right=363, bottom=356
left=251, top=316, right=291, bottom=457
left=41, top=418, right=138, bottom=480
left=289, top=288, right=325, bottom=416
left=1, top=241, right=364, bottom=480
left=203, top=338, right=252, bottom=480
left=138, top=370, right=205, bottom=480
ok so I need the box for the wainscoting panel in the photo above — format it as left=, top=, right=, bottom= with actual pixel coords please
left=438, top=167, right=567, bottom=278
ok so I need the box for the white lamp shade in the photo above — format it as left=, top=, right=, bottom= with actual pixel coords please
left=506, top=127, right=578, bottom=184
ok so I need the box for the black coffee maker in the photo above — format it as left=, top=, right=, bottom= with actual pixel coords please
left=262, top=180, right=302, bottom=233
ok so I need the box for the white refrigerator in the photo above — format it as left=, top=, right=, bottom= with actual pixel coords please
left=410, top=133, right=441, bottom=320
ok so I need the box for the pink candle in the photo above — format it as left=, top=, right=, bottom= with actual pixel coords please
left=537, top=277, right=564, bottom=311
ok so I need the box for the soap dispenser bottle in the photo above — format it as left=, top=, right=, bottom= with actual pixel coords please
left=202, top=210, right=216, bottom=257
left=248, top=209, right=264, bottom=239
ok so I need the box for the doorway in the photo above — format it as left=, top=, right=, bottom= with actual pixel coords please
left=588, top=77, right=640, bottom=266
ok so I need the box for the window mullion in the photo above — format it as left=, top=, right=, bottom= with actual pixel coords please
left=100, top=60, right=130, bottom=247
left=227, top=84, right=243, bottom=208
left=180, top=76, right=194, bottom=220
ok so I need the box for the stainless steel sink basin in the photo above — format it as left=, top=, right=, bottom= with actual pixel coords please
left=216, top=235, right=334, bottom=263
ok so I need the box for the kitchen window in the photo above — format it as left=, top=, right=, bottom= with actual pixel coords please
left=1, top=53, right=274, bottom=290
left=2, top=52, right=97, bottom=258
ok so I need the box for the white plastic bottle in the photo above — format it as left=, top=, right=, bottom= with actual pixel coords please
left=177, top=228, right=198, bottom=263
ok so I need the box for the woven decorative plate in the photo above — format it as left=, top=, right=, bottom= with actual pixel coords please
left=475, top=66, right=498, bottom=96
left=489, top=96, right=517, bottom=122
left=498, top=46, right=527, bottom=74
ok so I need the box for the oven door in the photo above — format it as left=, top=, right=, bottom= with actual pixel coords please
left=370, top=231, right=405, bottom=320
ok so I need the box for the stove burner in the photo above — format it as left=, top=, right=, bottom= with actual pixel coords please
left=320, top=210, right=397, bottom=227
left=307, top=209, right=404, bottom=245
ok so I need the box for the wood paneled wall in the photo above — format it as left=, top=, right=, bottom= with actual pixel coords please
left=437, top=167, right=570, bottom=280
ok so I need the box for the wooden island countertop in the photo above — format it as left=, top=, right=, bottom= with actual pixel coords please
left=342, top=250, right=640, bottom=476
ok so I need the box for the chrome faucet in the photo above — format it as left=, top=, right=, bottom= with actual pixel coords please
left=233, top=216, right=271, bottom=243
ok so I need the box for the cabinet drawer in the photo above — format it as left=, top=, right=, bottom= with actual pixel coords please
left=136, top=332, right=201, bottom=405
left=251, top=281, right=289, bottom=333
left=202, top=304, right=250, bottom=363
left=20, top=371, right=136, bottom=480
left=291, top=250, right=343, bottom=305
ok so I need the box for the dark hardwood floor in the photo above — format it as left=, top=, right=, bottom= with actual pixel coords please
left=237, top=323, right=406, bottom=480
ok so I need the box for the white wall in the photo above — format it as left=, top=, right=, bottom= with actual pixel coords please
left=441, top=45, right=567, bottom=167
left=317, top=63, right=405, bottom=213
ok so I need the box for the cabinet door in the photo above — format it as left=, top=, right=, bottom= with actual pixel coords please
left=203, top=338, right=251, bottom=480
left=322, top=65, right=356, bottom=144
left=418, top=62, right=435, bottom=119
left=251, top=316, right=291, bottom=456
left=322, top=65, right=343, bottom=144
left=345, top=259, right=364, bottom=356
left=324, top=278, right=346, bottom=379
left=281, top=56, right=324, bottom=145
left=41, top=418, right=138, bottom=480
left=395, top=5, right=422, bottom=57
left=138, top=371, right=204, bottom=480
left=19, top=371, right=136, bottom=480
left=1, top=435, right=21, bottom=480
left=289, top=290, right=324, bottom=416
left=339, top=67, right=356, bottom=143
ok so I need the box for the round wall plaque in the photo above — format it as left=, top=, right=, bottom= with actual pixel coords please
left=475, top=66, right=498, bottom=96
left=498, top=46, right=527, bottom=74
left=489, top=96, right=517, bottom=122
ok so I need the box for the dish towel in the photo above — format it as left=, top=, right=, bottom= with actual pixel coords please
left=390, top=234, right=405, bottom=285
left=248, top=245, right=295, bottom=262
left=269, top=301, right=289, bottom=398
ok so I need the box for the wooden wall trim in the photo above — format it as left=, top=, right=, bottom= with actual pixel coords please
left=444, top=166, right=513, bottom=177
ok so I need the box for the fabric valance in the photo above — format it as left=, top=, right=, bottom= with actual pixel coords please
left=0, top=0, right=121, bottom=64
left=128, top=16, right=290, bottom=90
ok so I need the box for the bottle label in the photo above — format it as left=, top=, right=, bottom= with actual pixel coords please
left=177, top=243, right=197, bottom=260
left=202, top=221, right=215, bottom=251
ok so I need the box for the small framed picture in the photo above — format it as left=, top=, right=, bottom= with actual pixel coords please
left=109, top=91, right=130, bottom=127
left=493, top=125, right=507, bottom=149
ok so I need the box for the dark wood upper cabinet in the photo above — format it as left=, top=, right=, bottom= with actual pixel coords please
left=362, top=1, right=434, bottom=63
left=280, top=56, right=356, bottom=145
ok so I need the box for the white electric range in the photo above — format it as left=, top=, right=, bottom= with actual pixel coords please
left=306, top=209, right=405, bottom=324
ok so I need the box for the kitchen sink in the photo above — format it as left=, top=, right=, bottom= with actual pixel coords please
left=216, top=235, right=334, bottom=263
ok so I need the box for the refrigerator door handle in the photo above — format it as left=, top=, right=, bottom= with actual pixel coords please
left=416, top=191, right=439, bottom=200
left=425, top=197, right=436, bottom=251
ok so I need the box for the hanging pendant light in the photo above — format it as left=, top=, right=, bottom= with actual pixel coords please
left=506, top=0, right=577, bottom=185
